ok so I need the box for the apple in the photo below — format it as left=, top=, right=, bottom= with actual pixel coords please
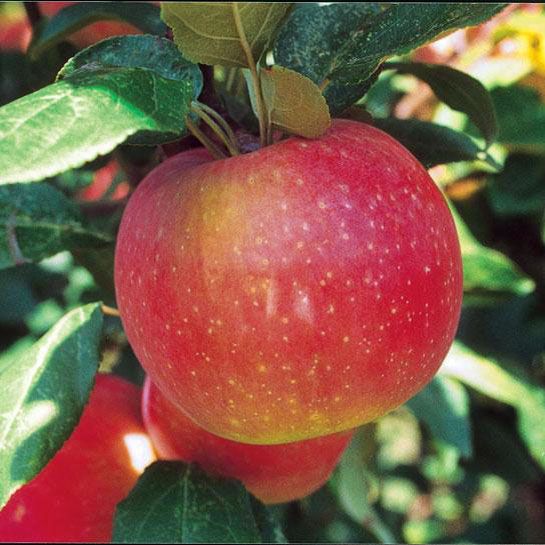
left=0, top=4, right=31, bottom=52
left=0, top=374, right=155, bottom=543
left=143, top=377, right=353, bottom=504
left=77, top=159, right=130, bottom=202
left=114, top=119, right=463, bottom=445
left=0, top=2, right=145, bottom=54
left=38, top=2, right=142, bottom=49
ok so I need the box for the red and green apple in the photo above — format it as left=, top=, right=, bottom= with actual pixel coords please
left=115, top=119, right=463, bottom=445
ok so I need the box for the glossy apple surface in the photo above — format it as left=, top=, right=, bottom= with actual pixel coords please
left=115, top=119, right=463, bottom=444
left=143, top=377, right=353, bottom=504
left=0, top=374, right=155, bottom=543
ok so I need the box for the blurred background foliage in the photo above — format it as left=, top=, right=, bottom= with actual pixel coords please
left=1, top=2, right=545, bottom=543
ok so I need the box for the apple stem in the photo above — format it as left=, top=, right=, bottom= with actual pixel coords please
left=186, top=119, right=228, bottom=160
left=232, top=3, right=268, bottom=148
left=192, top=102, right=240, bottom=156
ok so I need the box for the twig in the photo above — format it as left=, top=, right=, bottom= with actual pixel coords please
left=101, top=304, right=121, bottom=318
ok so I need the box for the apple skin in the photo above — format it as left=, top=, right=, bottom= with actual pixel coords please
left=0, top=374, right=155, bottom=543
left=143, top=377, right=353, bottom=504
left=115, top=119, right=463, bottom=444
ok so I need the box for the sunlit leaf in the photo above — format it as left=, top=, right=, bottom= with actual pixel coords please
left=162, top=3, right=291, bottom=67
left=0, top=303, right=103, bottom=509
left=440, top=341, right=545, bottom=472
left=259, top=65, right=330, bottom=138
left=0, top=66, right=194, bottom=185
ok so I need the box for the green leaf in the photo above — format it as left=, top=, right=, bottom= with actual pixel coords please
left=440, top=341, right=545, bottom=472
left=0, top=66, right=194, bottom=185
left=0, top=268, right=36, bottom=325
left=486, top=155, right=545, bottom=216
left=249, top=497, right=288, bottom=544
left=492, top=84, right=545, bottom=155
left=517, top=390, right=545, bottom=472
left=0, top=303, right=103, bottom=509
left=275, top=3, right=507, bottom=114
left=25, top=299, right=66, bottom=336
left=113, top=461, right=264, bottom=544
left=0, top=51, right=33, bottom=107
left=0, top=337, right=35, bottom=369
left=0, top=182, right=112, bottom=269
left=30, top=1, right=166, bottom=59
left=72, top=244, right=117, bottom=303
left=273, top=3, right=383, bottom=94
left=439, top=341, right=529, bottom=407
left=372, top=118, right=498, bottom=168
left=406, top=376, right=472, bottom=458
left=162, top=2, right=292, bottom=67
left=259, top=65, right=330, bottom=138
left=383, top=62, right=498, bottom=147
left=58, top=34, right=203, bottom=98
left=449, top=202, right=535, bottom=300
left=334, top=430, right=396, bottom=544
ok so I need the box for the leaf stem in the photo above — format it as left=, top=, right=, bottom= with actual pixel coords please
left=232, top=3, right=268, bottom=148
left=186, top=119, right=227, bottom=160
left=192, top=102, right=240, bottom=156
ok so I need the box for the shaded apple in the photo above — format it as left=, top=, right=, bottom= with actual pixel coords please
left=0, top=374, right=155, bottom=543
left=143, top=377, right=353, bottom=504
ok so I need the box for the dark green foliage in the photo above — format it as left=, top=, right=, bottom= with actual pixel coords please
left=113, top=462, right=281, bottom=544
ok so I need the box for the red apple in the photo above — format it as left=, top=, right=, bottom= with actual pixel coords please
left=77, top=159, right=130, bottom=202
left=0, top=374, right=155, bottom=543
left=0, top=19, right=31, bottom=52
left=143, top=377, right=353, bottom=504
left=115, top=119, right=463, bottom=445
left=0, top=4, right=31, bottom=52
left=39, top=2, right=142, bottom=48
